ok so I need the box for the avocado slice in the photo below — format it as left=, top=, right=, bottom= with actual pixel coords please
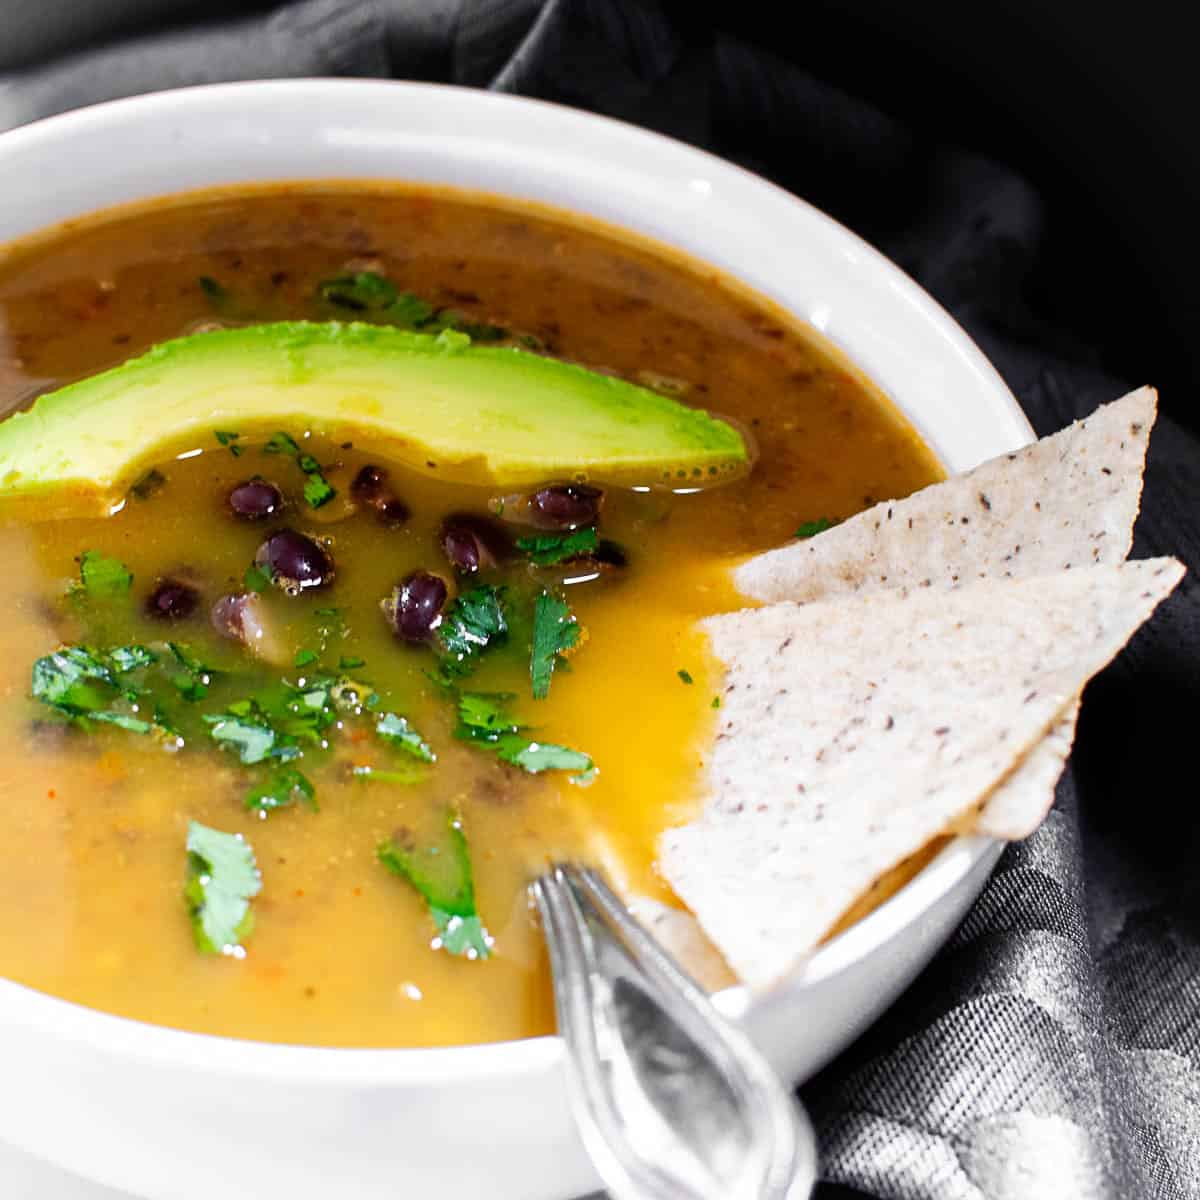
left=0, top=322, right=749, bottom=518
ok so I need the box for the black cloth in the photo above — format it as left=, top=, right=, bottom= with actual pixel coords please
left=3, top=4, right=1198, bottom=1197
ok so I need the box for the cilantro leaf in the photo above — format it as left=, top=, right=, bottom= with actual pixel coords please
left=794, top=517, right=837, bottom=539
left=185, top=821, right=261, bottom=955
left=677, top=669, right=694, bottom=685
left=214, top=431, right=242, bottom=456
left=317, top=271, right=399, bottom=312
left=245, top=766, right=316, bottom=814
left=352, top=763, right=426, bottom=785
left=260, top=432, right=335, bottom=508
left=338, top=655, right=365, bottom=670
left=31, top=645, right=165, bottom=735
left=302, top=471, right=336, bottom=509
left=204, top=713, right=277, bottom=764
left=77, top=550, right=133, bottom=599
left=454, top=691, right=593, bottom=781
left=515, top=527, right=598, bottom=566
left=530, top=591, right=579, bottom=700
left=243, top=564, right=271, bottom=593
left=294, top=649, right=318, bottom=669
left=375, top=712, right=435, bottom=762
left=263, top=432, right=300, bottom=456
left=167, top=642, right=213, bottom=702
left=437, top=585, right=507, bottom=679
left=377, top=813, right=491, bottom=959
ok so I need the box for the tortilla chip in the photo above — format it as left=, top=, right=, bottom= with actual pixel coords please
left=733, top=387, right=1154, bottom=838
left=660, top=558, right=1183, bottom=990
left=625, top=895, right=738, bottom=992
left=973, top=701, right=1078, bottom=839
left=734, top=387, right=1155, bottom=604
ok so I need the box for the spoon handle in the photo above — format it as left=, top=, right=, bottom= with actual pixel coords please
left=531, top=864, right=817, bottom=1200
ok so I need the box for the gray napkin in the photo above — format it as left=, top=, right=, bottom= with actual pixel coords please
left=3, top=3, right=1198, bottom=1197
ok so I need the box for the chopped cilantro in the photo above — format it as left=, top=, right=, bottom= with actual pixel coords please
left=678, top=669, right=694, bottom=685
left=351, top=763, right=426, bottom=785
left=204, top=713, right=277, bottom=764
left=185, top=821, right=261, bottom=955
left=302, top=471, right=336, bottom=509
left=129, top=468, right=166, bottom=500
left=108, top=645, right=157, bottom=674
left=375, top=712, right=435, bottom=762
left=516, top=526, right=598, bottom=566
left=454, top=691, right=593, bottom=780
left=377, top=813, right=491, bottom=959
left=794, top=517, right=837, bottom=539
left=76, top=550, right=133, bottom=599
left=317, top=271, right=400, bottom=312
left=530, top=591, right=579, bottom=700
left=245, top=766, right=316, bottom=815
left=338, top=655, right=365, bottom=670
left=314, top=271, right=505, bottom=341
left=437, top=585, right=507, bottom=679
left=263, top=432, right=300, bottom=456
left=712, top=695, right=722, bottom=708
left=243, top=564, right=271, bottom=593
left=168, top=642, right=213, bottom=702
left=294, top=649, right=318, bottom=669
left=214, top=431, right=242, bottom=457
left=31, top=644, right=165, bottom=734
left=261, top=431, right=335, bottom=508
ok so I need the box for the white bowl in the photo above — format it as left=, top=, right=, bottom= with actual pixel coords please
left=0, top=80, right=1032, bottom=1200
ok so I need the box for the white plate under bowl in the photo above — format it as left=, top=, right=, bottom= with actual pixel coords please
left=0, top=80, right=1031, bottom=1200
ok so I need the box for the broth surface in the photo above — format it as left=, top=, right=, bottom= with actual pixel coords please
left=0, top=184, right=941, bottom=1046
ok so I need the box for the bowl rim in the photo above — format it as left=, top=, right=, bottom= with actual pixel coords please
left=0, top=78, right=1033, bottom=1084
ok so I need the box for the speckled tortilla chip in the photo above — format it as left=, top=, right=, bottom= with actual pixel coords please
left=660, top=559, right=1183, bottom=990
left=733, top=387, right=1155, bottom=839
left=735, top=387, right=1155, bottom=603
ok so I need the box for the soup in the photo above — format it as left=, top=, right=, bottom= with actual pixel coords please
left=0, top=185, right=940, bottom=1046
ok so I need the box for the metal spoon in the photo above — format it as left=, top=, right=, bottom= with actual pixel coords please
left=530, top=863, right=818, bottom=1200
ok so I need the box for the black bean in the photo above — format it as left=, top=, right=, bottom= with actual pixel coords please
left=351, top=465, right=387, bottom=502
left=530, top=483, right=603, bottom=529
left=228, top=479, right=283, bottom=520
left=383, top=570, right=448, bottom=642
left=440, top=514, right=511, bottom=573
left=146, top=579, right=199, bottom=620
left=376, top=498, right=411, bottom=527
left=255, top=529, right=334, bottom=592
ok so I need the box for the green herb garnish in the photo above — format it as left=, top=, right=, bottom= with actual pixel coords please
left=712, top=695, right=722, bottom=708
left=167, top=642, right=213, bottom=702
left=677, top=669, right=694, bottom=685
left=530, top=591, right=579, bottom=700
left=204, top=712, right=277, bottom=764
left=516, top=527, right=598, bottom=566
left=245, top=766, right=316, bottom=815
left=338, top=655, right=365, bottom=670
left=31, top=644, right=164, bottom=734
left=437, top=585, right=508, bottom=679
left=76, top=550, right=133, bottom=599
left=214, top=430, right=242, bottom=457
left=294, top=649, right=318, bottom=669
left=243, top=564, right=271, bottom=593
left=454, top=692, right=593, bottom=780
left=261, top=432, right=335, bottom=508
left=377, top=813, right=491, bottom=959
left=351, top=763, right=426, bottom=786
left=185, top=821, right=261, bottom=955
left=794, top=517, right=837, bottom=539
left=375, top=712, right=435, bottom=762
